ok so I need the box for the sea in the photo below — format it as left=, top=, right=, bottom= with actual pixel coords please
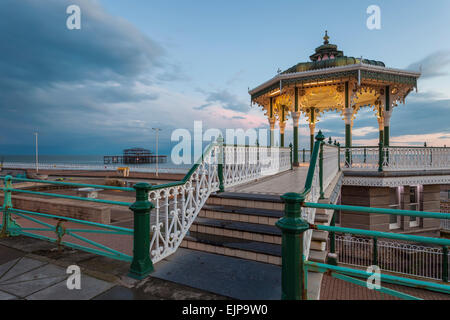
left=0, top=155, right=191, bottom=173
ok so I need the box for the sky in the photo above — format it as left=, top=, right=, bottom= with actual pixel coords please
left=1, top=0, right=449, bottom=155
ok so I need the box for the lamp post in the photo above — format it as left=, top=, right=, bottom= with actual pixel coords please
left=34, top=132, right=39, bottom=173
left=152, top=128, right=161, bottom=177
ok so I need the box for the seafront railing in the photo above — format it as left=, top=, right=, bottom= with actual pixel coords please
left=333, top=234, right=449, bottom=281
left=1, top=162, right=189, bottom=174
left=342, top=144, right=450, bottom=172
left=0, top=138, right=293, bottom=279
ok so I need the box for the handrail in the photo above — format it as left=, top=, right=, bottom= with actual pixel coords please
left=315, top=224, right=450, bottom=247
left=0, top=176, right=134, bottom=192
left=304, top=202, right=450, bottom=220
left=0, top=187, right=132, bottom=207
left=345, top=145, right=449, bottom=149
left=298, top=140, right=321, bottom=198
left=148, top=142, right=216, bottom=191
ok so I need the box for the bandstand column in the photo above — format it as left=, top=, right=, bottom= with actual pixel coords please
left=377, top=116, right=384, bottom=146
left=291, top=111, right=300, bottom=166
left=269, top=117, right=276, bottom=147
left=279, top=121, right=286, bottom=147
left=309, top=123, right=315, bottom=153
left=383, top=86, right=391, bottom=147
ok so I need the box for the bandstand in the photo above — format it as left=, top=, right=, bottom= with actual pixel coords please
left=249, top=31, right=421, bottom=166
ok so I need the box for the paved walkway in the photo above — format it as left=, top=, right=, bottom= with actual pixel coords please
left=0, top=238, right=228, bottom=300
left=227, top=167, right=308, bottom=195
left=320, top=274, right=450, bottom=300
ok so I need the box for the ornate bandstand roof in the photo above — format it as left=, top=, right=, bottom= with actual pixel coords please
left=249, top=32, right=421, bottom=124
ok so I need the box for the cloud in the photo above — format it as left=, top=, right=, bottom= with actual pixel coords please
left=407, top=51, right=450, bottom=79
left=352, top=126, right=379, bottom=137
left=0, top=0, right=185, bottom=154
left=195, top=89, right=250, bottom=112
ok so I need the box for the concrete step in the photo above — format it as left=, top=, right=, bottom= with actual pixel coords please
left=191, top=217, right=281, bottom=244
left=312, top=230, right=328, bottom=242
left=208, top=192, right=284, bottom=211
left=181, top=232, right=281, bottom=265
left=308, top=250, right=327, bottom=263
left=315, top=214, right=329, bottom=223
left=199, top=204, right=282, bottom=226
left=310, top=240, right=327, bottom=251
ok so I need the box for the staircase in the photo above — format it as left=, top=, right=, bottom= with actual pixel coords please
left=181, top=192, right=333, bottom=266
left=179, top=172, right=343, bottom=299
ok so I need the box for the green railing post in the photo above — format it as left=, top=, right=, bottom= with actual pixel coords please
left=328, top=137, right=332, bottom=145
left=364, top=147, right=367, bottom=164
left=276, top=193, right=309, bottom=300
left=316, top=131, right=325, bottom=199
left=217, top=136, right=225, bottom=192
left=443, top=246, right=448, bottom=283
left=289, top=143, right=293, bottom=170
left=327, top=210, right=338, bottom=266
left=302, top=148, right=306, bottom=163
left=0, top=175, right=19, bottom=238
left=373, top=237, right=378, bottom=266
left=129, top=183, right=154, bottom=279
left=337, top=142, right=341, bottom=171
left=378, top=141, right=384, bottom=172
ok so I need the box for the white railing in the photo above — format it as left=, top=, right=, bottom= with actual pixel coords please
left=223, top=146, right=291, bottom=187
left=302, top=141, right=341, bottom=260
left=149, top=144, right=220, bottom=263
left=322, top=144, right=340, bottom=190
left=148, top=143, right=291, bottom=263
left=341, top=146, right=450, bottom=172
left=341, top=147, right=379, bottom=171
left=297, top=149, right=311, bottom=163
left=303, top=159, right=320, bottom=260
left=335, top=235, right=449, bottom=280
left=383, top=147, right=450, bottom=171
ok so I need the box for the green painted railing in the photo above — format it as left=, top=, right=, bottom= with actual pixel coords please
left=276, top=133, right=450, bottom=300
left=0, top=175, right=154, bottom=279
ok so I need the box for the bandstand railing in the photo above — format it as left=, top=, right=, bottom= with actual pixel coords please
left=277, top=139, right=450, bottom=299
left=342, top=144, right=450, bottom=172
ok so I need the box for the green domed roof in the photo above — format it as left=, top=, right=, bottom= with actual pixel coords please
left=282, top=31, right=385, bottom=74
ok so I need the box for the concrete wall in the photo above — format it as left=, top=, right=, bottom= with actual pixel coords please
left=0, top=195, right=111, bottom=224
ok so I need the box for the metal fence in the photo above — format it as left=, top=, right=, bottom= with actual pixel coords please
left=334, top=234, right=450, bottom=281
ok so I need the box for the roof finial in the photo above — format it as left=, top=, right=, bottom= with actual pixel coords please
left=323, top=30, right=329, bottom=45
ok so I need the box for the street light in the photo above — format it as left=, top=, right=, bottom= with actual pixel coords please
left=152, top=128, right=161, bottom=177
left=34, top=132, right=39, bottom=173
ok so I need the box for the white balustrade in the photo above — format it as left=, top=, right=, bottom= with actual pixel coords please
left=322, top=144, right=340, bottom=190
left=334, top=235, right=449, bottom=280
left=340, top=146, right=450, bottom=172
left=383, top=147, right=450, bottom=171
left=223, top=146, right=291, bottom=187
left=148, top=144, right=292, bottom=263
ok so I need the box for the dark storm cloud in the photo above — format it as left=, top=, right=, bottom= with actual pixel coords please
left=407, top=51, right=450, bottom=79
left=0, top=0, right=177, bottom=153
left=195, top=89, right=249, bottom=112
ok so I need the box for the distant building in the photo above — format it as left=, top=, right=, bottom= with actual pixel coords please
left=104, top=147, right=167, bottom=165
